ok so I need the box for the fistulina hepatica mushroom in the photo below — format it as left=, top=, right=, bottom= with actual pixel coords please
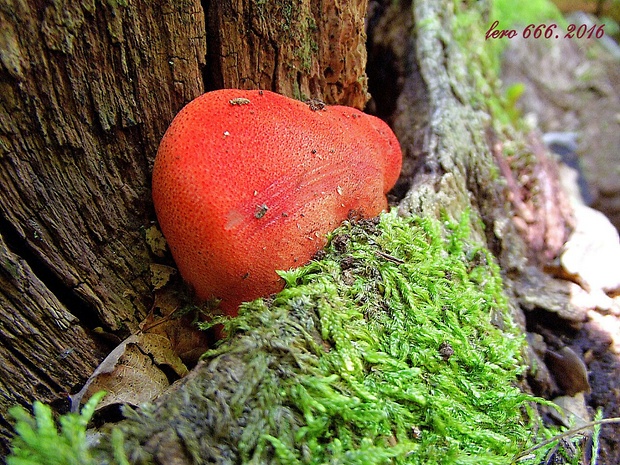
left=152, top=89, right=402, bottom=315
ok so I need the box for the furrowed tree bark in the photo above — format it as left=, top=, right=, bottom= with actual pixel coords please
left=204, top=0, right=369, bottom=108
left=1, top=0, right=578, bottom=463
left=0, top=0, right=207, bottom=457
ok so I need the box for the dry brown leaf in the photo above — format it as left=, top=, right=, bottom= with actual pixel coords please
left=141, top=290, right=212, bottom=364
left=72, top=270, right=212, bottom=411
left=550, top=392, right=591, bottom=430
left=145, top=225, right=167, bottom=257
left=150, top=263, right=176, bottom=290
left=71, top=333, right=188, bottom=411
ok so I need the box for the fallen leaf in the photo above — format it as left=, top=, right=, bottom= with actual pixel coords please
left=145, top=225, right=167, bottom=257
left=150, top=263, right=176, bottom=290
left=71, top=333, right=188, bottom=411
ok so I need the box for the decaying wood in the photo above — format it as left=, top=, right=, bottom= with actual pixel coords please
left=0, top=235, right=104, bottom=426
left=0, top=0, right=206, bottom=456
left=491, top=132, right=574, bottom=264
left=205, top=0, right=370, bottom=108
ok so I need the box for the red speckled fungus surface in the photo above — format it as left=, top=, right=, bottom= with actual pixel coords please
left=152, top=89, right=402, bottom=315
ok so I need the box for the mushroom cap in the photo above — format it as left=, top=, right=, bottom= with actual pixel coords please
left=152, top=89, right=402, bottom=314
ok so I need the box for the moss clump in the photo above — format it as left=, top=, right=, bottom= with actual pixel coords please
left=6, top=392, right=116, bottom=465
left=9, top=211, right=562, bottom=464
left=203, top=210, right=549, bottom=464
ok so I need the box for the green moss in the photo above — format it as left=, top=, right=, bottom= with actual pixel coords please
left=492, top=0, right=565, bottom=31
left=202, top=211, right=556, bottom=464
left=293, top=19, right=319, bottom=75
left=9, top=212, right=569, bottom=464
left=448, top=6, right=498, bottom=129
left=106, top=0, right=128, bottom=8
left=6, top=391, right=110, bottom=465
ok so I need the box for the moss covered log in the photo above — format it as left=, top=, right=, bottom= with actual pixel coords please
left=10, top=212, right=559, bottom=464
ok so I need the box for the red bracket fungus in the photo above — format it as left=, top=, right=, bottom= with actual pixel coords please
left=152, top=89, right=402, bottom=315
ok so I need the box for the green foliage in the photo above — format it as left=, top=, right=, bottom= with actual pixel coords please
left=215, top=211, right=557, bottom=464
left=492, top=0, right=565, bottom=31
left=8, top=212, right=582, bottom=464
left=7, top=391, right=107, bottom=465
left=591, top=409, right=603, bottom=465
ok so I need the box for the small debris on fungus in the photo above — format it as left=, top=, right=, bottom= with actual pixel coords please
left=229, top=97, right=251, bottom=106
left=305, top=98, right=326, bottom=111
left=254, top=204, right=269, bottom=219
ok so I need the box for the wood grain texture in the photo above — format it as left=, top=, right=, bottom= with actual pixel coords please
left=0, top=0, right=206, bottom=456
left=205, top=0, right=370, bottom=108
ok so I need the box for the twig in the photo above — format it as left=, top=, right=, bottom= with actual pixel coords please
left=513, top=417, right=620, bottom=462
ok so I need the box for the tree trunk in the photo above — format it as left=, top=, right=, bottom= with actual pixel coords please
left=1, top=0, right=578, bottom=463
left=0, top=0, right=208, bottom=454
left=204, top=0, right=370, bottom=108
